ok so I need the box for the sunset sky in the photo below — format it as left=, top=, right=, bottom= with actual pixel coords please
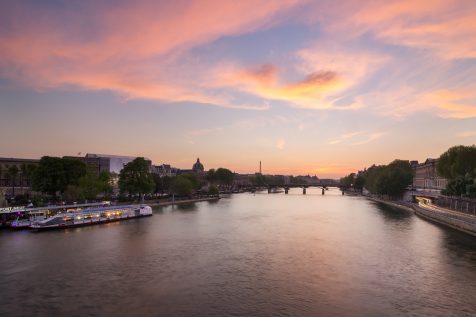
left=1, top=0, right=475, bottom=177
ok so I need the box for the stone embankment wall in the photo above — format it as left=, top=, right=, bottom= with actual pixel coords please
left=413, top=205, right=476, bottom=237
left=435, top=196, right=476, bottom=216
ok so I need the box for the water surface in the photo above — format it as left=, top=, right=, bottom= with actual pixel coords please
left=1, top=188, right=475, bottom=316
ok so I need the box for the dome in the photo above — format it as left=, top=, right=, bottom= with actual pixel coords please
left=192, top=158, right=204, bottom=173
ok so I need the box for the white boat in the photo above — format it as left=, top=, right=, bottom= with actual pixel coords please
left=11, top=211, right=48, bottom=229
left=30, top=205, right=153, bottom=230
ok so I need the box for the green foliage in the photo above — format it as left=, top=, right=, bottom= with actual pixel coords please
left=77, top=171, right=112, bottom=200
left=438, top=145, right=476, bottom=197
left=181, top=173, right=200, bottom=189
left=339, top=173, right=355, bottom=188
left=206, top=169, right=217, bottom=184
left=118, top=157, right=154, bottom=196
left=63, top=185, right=82, bottom=202
left=437, top=145, right=476, bottom=179
left=152, top=174, right=170, bottom=194
left=171, top=175, right=193, bottom=196
left=208, top=185, right=219, bottom=196
left=344, top=160, right=413, bottom=199
left=371, top=160, right=413, bottom=198
left=32, top=157, right=87, bottom=196
left=215, top=168, right=234, bottom=186
left=354, top=174, right=365, bottom=190
left=442, top=175, right=476, bottom=198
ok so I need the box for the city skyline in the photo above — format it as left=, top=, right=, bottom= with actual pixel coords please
left=1, top=0, right=475, bottom=177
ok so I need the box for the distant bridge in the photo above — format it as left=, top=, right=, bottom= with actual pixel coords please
left=238, top=183, right=338, bottom=195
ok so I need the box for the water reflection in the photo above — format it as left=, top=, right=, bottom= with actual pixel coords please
left=0, top=190, right=475, bottom=316
left=371, top=201, right=413, bottom=221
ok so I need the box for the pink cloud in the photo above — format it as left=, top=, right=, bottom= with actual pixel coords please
left=0, top=0, right=305, bottom=108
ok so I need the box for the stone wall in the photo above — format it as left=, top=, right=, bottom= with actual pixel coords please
left=413, top=205, right=476, bottom=237
left=435, top=196, right=476, bottom=216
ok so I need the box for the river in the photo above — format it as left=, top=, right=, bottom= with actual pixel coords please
left=1, top=188, right=475, bottom=316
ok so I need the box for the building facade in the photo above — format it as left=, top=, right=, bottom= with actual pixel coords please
left=192, top=158, right=205, bottom=174
left=0, top=157, right=40, bottom=196
left=413, top=158, right=448, bottom=191
left=151, top=164, right=179, bottom=177
left=65, top=153, right=151, bottom=175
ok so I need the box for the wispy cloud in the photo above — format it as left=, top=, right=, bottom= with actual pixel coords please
left=0, top=0, right=305, bottom=109
left=328, top=131, right=364, bottom=145
left=352, top=132, right=385, bottom=145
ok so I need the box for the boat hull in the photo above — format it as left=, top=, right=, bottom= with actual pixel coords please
left=31, top=213, right=152, bottom=231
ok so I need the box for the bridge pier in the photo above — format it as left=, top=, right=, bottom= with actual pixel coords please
left=303, top=187, right=306, bottom=195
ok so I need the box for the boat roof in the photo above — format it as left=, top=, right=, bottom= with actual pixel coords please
left=0, top=202, right=111, bottom=214
left=52, top=205, right=146, bottom=216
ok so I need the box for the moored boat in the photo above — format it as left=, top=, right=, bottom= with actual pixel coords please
left=31, top=205, right=152, bottom=230
left=11, top=211, right=48, bottom=229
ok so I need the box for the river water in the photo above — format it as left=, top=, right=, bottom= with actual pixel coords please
left=1, top=188, right=475, bottom=316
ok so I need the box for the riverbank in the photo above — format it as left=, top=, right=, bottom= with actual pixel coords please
left=147, top=196, right=220, bottom=207
left=413, top=204, right=476, bottom=237
left=366, top=196, right=415, bottom=212
left=367, top=195, right=476, bottom=237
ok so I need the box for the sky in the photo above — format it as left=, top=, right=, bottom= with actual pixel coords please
left=1, top=0, right=475, bottom=178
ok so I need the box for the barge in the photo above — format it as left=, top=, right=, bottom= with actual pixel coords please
left=31, top=205, right=153, bottom=230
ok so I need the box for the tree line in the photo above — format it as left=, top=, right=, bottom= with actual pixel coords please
left=437, top=145, right=476, bottom=198
left=19, top=156, right=235, bottom=203
left=339, top=160, right=414, bottom=199
left=339, top=145, right=476, bottom=200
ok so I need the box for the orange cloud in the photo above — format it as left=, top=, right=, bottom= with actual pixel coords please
left=240, top=64, right=279, bottom=87
left=0, top=0, right=305, bottom=108
left=216, top=63, right=350, bottom=109
left=320, top=0, right=476, bottom=59
left=422, top=90, right=476, bottom=119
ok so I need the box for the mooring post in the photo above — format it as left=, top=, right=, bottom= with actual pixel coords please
left=303, top=187, right=306, bottom=195
left=285, top=188, right=289, bottom=194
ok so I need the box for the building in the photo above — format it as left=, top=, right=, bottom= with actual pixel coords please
left=151, top=164, right=179, bottom=178
left=65, top=153, right=151, bottom=175
left=192, top=158, right=205, bottom=174
left=413, top=158, right=448, bottom=191
left=0, top=157, right=40, bottom=196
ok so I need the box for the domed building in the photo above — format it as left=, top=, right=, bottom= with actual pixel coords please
left=192, top=158, right=204, bottom=174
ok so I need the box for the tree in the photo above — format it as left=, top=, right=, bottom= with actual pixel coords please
left=354, top=174, right=365, bottom=191
left=153, top=175, right=172, bottom=195
left=206, top=169, right=217, bottom=184
left=438, top=145, right=476, bottom=197
left=32, top=157, right=87, bottom=196
left=78, top=173, right=101, bottom=200
left=64, top=185, right=82, bottom=202
left=339, top=173, right=355, bottom=189
left=7, top=165, right=19, bottom=196
left=171, top=176, right=193, bottom=196
left=437, top=145, right=476, bottom=179
left=373, top=160, right=413, bottom=198
left=118, top=157, right=154, bottom=197
left=181, top=173, right=200, bottom=189
left=215, top=168, right=234, bottom=187
left=25, top=164, right=37, bottom=186
left=208, top=185, right=219, bottom=196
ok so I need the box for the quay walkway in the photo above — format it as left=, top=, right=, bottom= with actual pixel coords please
left=414, top=197, right=476, bottom=237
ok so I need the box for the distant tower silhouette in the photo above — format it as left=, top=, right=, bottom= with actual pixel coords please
left=259, top=161, right=262, bottom=174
